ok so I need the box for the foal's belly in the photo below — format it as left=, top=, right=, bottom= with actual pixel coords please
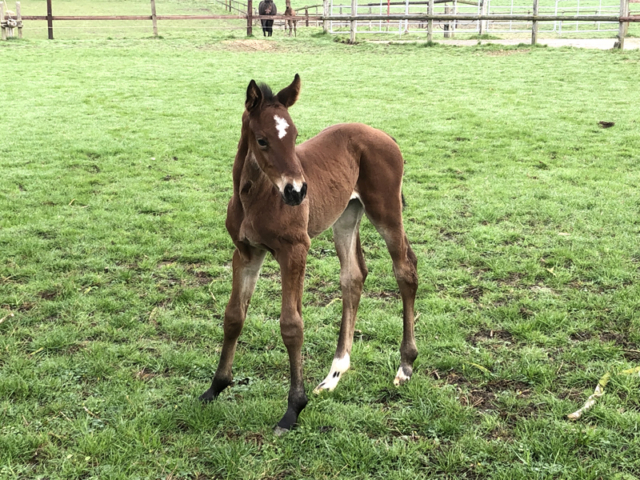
left=298, top=145, right=360, bottom=238
left=307, top=196, right=351, bottom=239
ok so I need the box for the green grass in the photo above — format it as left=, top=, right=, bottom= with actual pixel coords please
left=1, top=31, right=640, bottom=479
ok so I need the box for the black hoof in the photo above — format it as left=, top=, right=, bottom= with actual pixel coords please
left=199, top=388, right=217, bottom=404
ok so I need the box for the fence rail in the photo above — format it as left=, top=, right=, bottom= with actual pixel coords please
left=1, top=0, right=637, bottom=47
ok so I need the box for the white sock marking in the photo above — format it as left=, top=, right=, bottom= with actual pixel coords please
left=274, top=115, right=289, bottom=139
left=393, top=366, right=410, bottom=386
left=314, top=354, right=350, bottom=393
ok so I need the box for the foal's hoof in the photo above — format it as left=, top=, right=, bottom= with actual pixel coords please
left=199, top=388, right=216, bottom=404
left=393, top=366, right=411, bottom=387
left=274, top=426, right=290, bottom=437
left=313, top=355, right=350, bottom=394
left=313, top=374, right=340, bottom=394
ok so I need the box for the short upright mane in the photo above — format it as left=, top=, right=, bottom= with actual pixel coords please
left=257, top=83, right=276, bottom=103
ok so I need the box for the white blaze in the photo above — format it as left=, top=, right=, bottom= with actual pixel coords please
left=274, top=115, right=289, bottom=139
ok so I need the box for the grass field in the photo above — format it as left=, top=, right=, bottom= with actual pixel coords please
left=2, top=30, right=640, bottom=479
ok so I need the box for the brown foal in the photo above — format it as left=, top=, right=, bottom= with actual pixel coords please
left=284, top=0, right=297, bottom=37
left=200, top=75, right=418, bottom=434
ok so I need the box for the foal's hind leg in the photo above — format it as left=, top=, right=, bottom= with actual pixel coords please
left=361, top=193, right=418, bottom=386
left=200, top=245, right=266, bottom=402
left=314, top=200, right=367, bottom=393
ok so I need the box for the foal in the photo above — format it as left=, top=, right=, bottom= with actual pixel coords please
left=200, top=75, right=418, bottom=434
left=284, top=0, right=297, bottom=37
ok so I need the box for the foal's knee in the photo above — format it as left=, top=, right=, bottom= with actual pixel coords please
left=280, top=310, right=304, bottom=348
left=340, top=267, right=365, bottom=292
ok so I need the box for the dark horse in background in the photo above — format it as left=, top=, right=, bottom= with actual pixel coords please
left=259, top=0, right=277, bottom=36
left=200, top=75, right=419, bottom=434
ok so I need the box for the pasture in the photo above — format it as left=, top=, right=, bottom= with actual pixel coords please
left=2, top=29, right=640, bottom=479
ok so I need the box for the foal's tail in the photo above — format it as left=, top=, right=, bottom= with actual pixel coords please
left=383, top=133, right=407, bottom=209
left=385, top=133, right=407, bottom=209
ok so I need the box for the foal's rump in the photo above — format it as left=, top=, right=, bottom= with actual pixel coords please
left=298, top=123, right=405, bottom=237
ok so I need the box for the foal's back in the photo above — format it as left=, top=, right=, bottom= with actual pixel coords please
left=296, top=123, right=405, bottom=238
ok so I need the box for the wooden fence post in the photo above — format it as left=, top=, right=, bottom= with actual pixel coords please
left=1, top=2, right=5, bottom=41
left=444, top=4, right=450, bottom=37
left=350, top=0, right=357, bottom=42
left=150, top=0, right=158, bottom=36
left=46, top=0, right=53, bottom=39
left=247, top=0, right=252, bottom=36
left=427, top=0, right=433, bottom=41
left=452, top=0, right=457, bottom=36
left=305, top=8, right=309, bottom=26
left=616, top=0, right=628, bottom=48
left=480, top=0, right=488, bottom=34
left=16, top=1, right=22, bottom=38
left=531, top=0, right=538, bottom=44
left=323, top=0, right=329, bottom=32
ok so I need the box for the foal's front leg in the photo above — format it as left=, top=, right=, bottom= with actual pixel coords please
left=200, top=246, right=266, bottom=402
left=274, top=243, right=309, bottom=434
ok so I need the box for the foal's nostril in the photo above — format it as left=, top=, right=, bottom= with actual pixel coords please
left=283, top=183, right=305, bottom=206
left=284, top=184, right=294, bottom=197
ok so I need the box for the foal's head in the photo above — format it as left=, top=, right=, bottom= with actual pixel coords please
left=244, top=74, right=306, bottom=206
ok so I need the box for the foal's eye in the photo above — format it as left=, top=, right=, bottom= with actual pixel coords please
left=257, top=138, right=268, bottom=148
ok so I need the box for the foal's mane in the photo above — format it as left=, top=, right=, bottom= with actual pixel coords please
left=257, top=83, right=277, bottom=104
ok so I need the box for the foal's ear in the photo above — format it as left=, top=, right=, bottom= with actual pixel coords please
left=246, top=80, right=263, bottom=112
left=276, top=74, right=301, bottom=109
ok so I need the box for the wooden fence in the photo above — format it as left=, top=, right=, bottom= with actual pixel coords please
left=1, top=0, right=638, bottom=47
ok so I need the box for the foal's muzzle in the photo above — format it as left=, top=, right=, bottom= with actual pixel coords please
left=283, top=182, right=307, bottom=206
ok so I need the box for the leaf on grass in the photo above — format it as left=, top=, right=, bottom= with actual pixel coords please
left=467, top=362, right=493, bottom=376
left=567, top=383, right=605, bottom=420
left=620, top=366, right=640, bottom=377
left=567, top=371, right=615, bottom=420
left=598, top=372, right=611, bottom=388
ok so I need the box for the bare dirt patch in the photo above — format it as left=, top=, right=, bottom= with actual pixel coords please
left=222, top=40, right=280, bottom=52
left=442, top=372, right=530, bottom=412
left=135, top=367, right=157, bottom=381
left=599, top=331, right=640, bottom=360
left=570, top=330, right=593, bottom=342
left=369, top=290, right=401, bottom=300
left=38, top=289, right=60, bottom=300
left=462, top=285, right=486, bottom=302
left=468, top=329, right=514, bottom=345
left=496, top=272, right=523, bottom=287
